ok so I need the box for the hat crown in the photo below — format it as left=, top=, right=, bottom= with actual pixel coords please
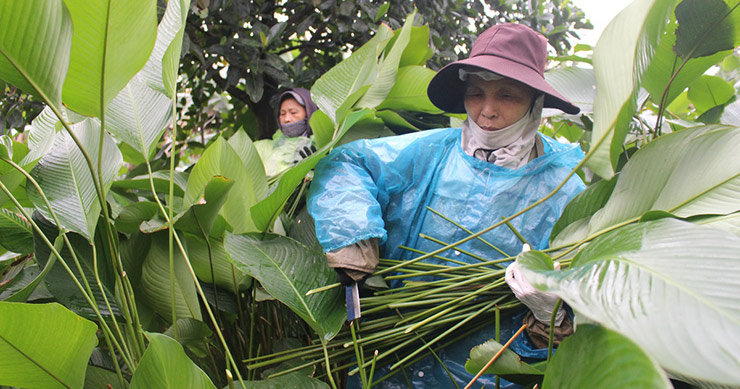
left=469, top=24, right=547, bottom=76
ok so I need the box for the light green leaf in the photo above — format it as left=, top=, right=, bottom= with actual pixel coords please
left=588, top=0, right=675, bottom=179
left=0, top=0, right=72, bottom=109
left=465, top=339, right=543, bottom=381
left=184, top=137, right=263, bottom=233
left=520, top=219, right=740, bottom=386
left=114, top=201, right=159, bottom=234
left=227, top=130, right=268, bottom=198
left=224, top=233, right=345, bottom=342
left=106, top=75, right=172, bottom=159
left=62, top=0, right=157, bottom=116
left=130, top=332, right=215, bottom=389
left=376, top=66, right=441, bottom=113
left=585, top=125, right=740, bottom=237
left=687, top=75, right=735, bottom=112
left=399, top=25, right=434, bottom=67
left=251, top=109, right=375, bottom=232
left=175, top=176, right=234, bottom=237
left=28, top=118, right=123, bottom=241
left=140, top=0, right=191, bottom=96
left=22, top=106, right=61, bottom=166
left=543, top=66, right=596, bottom=115
left=139, top=233, right=202, bottom=321
left=0, top=302, right=98, bottom=389
left=357, top=10, right=416, bottom=108
left=542, top=325, right=671, bottom=388
left=311, top=24, right=393, bottom=124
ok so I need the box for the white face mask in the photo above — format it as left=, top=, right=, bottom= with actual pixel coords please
left=461, top=94, right=544, bottom=168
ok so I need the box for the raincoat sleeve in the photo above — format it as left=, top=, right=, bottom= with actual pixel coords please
left=307, top=130, right=451, bottom=254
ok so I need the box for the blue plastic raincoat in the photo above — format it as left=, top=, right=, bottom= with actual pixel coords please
left=308, top=127, right=585, bottom=387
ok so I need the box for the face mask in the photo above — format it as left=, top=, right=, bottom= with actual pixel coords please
left=280, top=119, right=311, bottom=137
left=461, top=94, right=544, bottom=168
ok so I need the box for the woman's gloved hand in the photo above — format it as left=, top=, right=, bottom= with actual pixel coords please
left=505, top=244, right=566, bottom=326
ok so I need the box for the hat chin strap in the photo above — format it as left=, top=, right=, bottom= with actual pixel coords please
left=461, top=94, right=544, bottom=169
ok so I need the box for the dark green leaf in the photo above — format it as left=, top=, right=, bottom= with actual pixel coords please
left=542, top=325, right=671, bottom=388
left=674, top=0, right=737, bottom=59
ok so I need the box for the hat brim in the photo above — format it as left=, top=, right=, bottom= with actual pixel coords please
left=427, top=55, right=580, bottom=115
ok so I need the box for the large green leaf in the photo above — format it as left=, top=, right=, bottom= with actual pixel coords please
left=106, top=75, right=171, bottom=160
left=185, top=235, right=251, bottom=293
left=32, top=213, right=119, bottom=318
left=28, top=118, right=122, bottom=241
left=558, top=125, right=740, bottom=244
left=376, top=66, right=441, bottom=113
left=227, top=130, right=268, bottom=198
left=0, top=208, right=32, bottom=254
left=542, top=325, right=671, bottom=388
left=139, top=233, right=202, bottom=321
left=519, top=219, right=740, bottom=386
left=184, top=136, right=265, bottom=233
left=62, top=0, right=157, bottom=117
left=465, top=339, right=543, bottom=382
left=357, top=11, right=415, bottom=108
left=111, top=170, right=188, bottom=198
left=0, top=0, right=72, bottom=109
left=543, top=67, right=596, bottom=115
left=251, top=109, right=375, bottom=232
left=0, top=302, right=98, bottom=389
left=22, top=107, right=61, bottom=166
left=588, top=0, right=676, bottom=179
left=140, top=0, right=191, bottom=96
left=224, top=233, right=345, bottom=342
left=311, top=24, right=393, bottom=124
left=130, top=332, right=215, bottom=389
left=550, top=177, right=617, bottom=246
left=398, top=25, right=434, bottom=67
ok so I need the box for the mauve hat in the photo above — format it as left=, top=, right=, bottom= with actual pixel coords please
left=427, top=23, right=580, bottom=115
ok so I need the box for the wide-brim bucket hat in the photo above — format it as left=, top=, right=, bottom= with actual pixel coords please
left=427, top=23, right=580, bottom=115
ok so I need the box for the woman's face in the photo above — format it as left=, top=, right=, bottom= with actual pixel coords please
left=279, top=97, right=307, bottom=124
left=464, top=75, right=535, bottom=131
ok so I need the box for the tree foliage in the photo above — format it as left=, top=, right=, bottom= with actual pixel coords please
left=179, top=0, right=592, bottom=140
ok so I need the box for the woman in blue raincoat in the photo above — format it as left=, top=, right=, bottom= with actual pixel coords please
left=308, top=23, right=585, bottom=388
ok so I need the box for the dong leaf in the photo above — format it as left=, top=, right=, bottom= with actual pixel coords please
left=357, top=10, right=415, bottom=108
left=28, top=118, right=122, bottom=241
left=62, top=0, right=157, bottom=117
left=588, top=0, right=675, bottom=179
left=130, top=333, right=215, bottom=389
left=0, top=208, right=32, bottom=254
left=139, top=233, right=202, bottom=321
left=542, top=325, right=671, bottom=388
left=0, top=302, right=98, bottom=389
left=589, top=125, right=740, bottom=235
left=550, top=177, right=617, bottom=246
left=224, top=232, right=345, bottom=342
left=0, top=0, right=72, bottom=110
left=232, top=373, right=329, bottom=389
left=543, top=66, right=597, bottom=115
left=519, top=219, right=740, bottom=387
left=186, top=235, right=252, bottom=293
left=184, top=137, right=265, bottom=233
left=465, top=339, right=543, bottom=382
left=376, top=66, right=442, bottom=113
left=311, top=24, right=393, bottom=124
left=686, top=75, right=735, bottom=112
left=139, top=0, right=191, bottom=96
left=106, top=75, right=171, bottom=160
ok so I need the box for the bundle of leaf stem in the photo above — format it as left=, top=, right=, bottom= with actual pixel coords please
left=244, top=252, right=522, bottom=386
